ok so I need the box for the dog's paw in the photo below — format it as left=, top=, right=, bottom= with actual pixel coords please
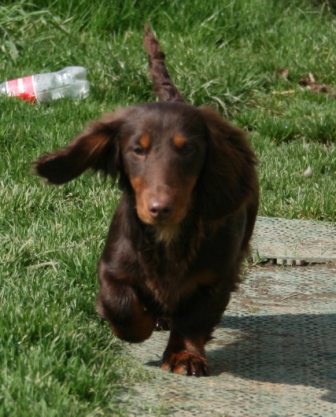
left=162, top=350, right=209, bottom=376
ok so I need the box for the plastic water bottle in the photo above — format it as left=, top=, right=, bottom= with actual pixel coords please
left=0, top=66, right=90, bottom=103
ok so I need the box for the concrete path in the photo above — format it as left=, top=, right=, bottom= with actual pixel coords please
left=118, top=217, right=336, bottom=417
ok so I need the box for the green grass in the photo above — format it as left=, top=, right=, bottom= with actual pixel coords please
left=1, top=0, right=336, bottom=415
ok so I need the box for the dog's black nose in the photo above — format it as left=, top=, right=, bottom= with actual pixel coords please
left=148, top=198, right=173, bottom=221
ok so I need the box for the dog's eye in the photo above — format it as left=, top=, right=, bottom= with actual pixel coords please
left=179, top=145, right=195, bottom=156
left=134, top=146, right=146, bottom=156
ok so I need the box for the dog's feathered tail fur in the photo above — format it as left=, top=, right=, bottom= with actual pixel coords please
left=144, top=24, right=185, bottom=104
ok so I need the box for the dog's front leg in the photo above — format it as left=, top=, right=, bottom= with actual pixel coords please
left=162, top=331, right=209, bottom=376
left=96, top=266, right=156, bottom=343
left=162, top=284, right=231, bottom=376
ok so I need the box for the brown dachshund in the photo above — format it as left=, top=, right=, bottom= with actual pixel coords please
left=34, top=26, right=259, bottom=376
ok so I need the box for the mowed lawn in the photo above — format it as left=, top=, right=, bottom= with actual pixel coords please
left=1, top=0, right=335, bottom=415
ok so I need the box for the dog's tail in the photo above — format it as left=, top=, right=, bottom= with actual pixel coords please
left=144, top=24, right=185, bottom=103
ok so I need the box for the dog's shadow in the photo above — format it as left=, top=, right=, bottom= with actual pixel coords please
left=206, top=313, right=336, bottom=403
left=144, top=313, right=336, bottom=403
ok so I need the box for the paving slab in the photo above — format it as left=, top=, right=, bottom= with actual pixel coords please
left=117, top=217, right=336, bottom=416
left=252, top=216, right=336, bottom=264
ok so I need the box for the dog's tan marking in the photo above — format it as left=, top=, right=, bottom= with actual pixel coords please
left=173, top=134, right=186, bottom=149
left=139, top=134, right=151, bottom=149
left=130, top=176, right=144, bottom=195
left=155, top=224, right=180, bottom=245
left=130, top=175, right=197, bottom=230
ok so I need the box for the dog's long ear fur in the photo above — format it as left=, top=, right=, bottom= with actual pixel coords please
left=34, top=110, right=127, bottom=185
left=197, top=107, right=258, bottom=221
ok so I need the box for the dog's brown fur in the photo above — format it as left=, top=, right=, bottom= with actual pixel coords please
left=34, top=26, right=259, bottom=376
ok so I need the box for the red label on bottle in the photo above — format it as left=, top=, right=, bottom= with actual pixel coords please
left=6, top=76, right=36, bottom=102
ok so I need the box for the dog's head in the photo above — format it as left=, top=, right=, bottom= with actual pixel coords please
left=34, top=102, right=256, bottom=240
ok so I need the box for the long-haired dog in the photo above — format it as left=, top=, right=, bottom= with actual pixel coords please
left=34, top=25, right=259, bottom=376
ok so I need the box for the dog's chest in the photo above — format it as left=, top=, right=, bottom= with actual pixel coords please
left=140, top=233, right=210, bottom=311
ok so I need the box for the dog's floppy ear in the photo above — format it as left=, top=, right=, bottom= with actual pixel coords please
left=197, top=107, right=258, bottom=220
left=34, top=110, right=128, bottom=185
